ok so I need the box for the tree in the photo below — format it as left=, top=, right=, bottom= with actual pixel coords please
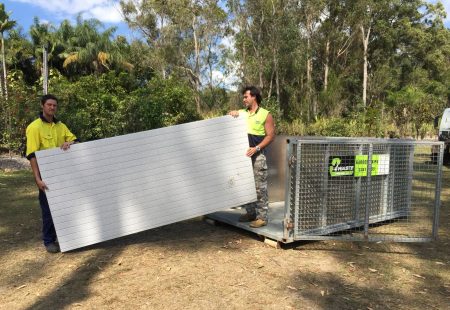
left=121, top=0, right=228, bottom=113
left=59, top=16, right=132, bottom=77
left=0, top=3, right=16, bottom=154
left=0, top=3, right=15, bottom=100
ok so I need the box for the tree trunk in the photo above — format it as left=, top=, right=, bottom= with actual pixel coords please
left=360, top=25, right=370, bottom=108
left=160, top=15, right=166, bottom=79
left=1, top=35, right=7, bottom=101
left=43, top=45, right=48, bottom=95
left=0, top=33, right=4, bottom=126
left=268, top=68, right=274, bottom=99
left=324, top=40, right=330, bottom=91
left=275, top=49, right=280, bottom=105
left=257, top=49, right=263, bottom=89
left=306, top=35, right=313, bottom=120
left=192, top=16, right=201, bottom=113
left=1, top=34, right=10, bottom=156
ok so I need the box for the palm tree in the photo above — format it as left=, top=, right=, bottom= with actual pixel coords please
left=0, top=3, right=16, bottom=155
left=60, top=16, right=132, bottom=77
left=0, top=3, right=16, bottom=100
left=29, top=17, right=59, bottom=92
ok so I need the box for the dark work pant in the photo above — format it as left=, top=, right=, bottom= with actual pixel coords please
left=39, top=190, right=57, bottom=246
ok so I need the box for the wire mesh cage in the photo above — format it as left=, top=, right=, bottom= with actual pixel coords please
left=285, top=138, right=443, bottom=242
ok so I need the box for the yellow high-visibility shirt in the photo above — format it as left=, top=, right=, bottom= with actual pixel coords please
left=239, top=107, right=269, bottom=136
left=26, top=115, right=77, bottom=159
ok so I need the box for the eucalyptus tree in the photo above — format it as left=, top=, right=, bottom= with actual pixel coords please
left=121, top=0, right=228, bottom=113
left=228, top=0, right=293, bottom=106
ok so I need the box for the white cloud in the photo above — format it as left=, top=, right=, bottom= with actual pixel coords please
left=14, top=0, right=124, bottom=24
left=85, top=5, right=123, bottom=23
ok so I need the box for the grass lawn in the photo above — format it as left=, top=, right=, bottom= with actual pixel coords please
left=0, top=167, right=449, bottom=309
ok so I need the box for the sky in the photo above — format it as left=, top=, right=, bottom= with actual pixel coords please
left=1, top=0, right=448, bottom=90
left=2, top=0, right=137, bottom=39
left=3, top=0, right=449, bottom=40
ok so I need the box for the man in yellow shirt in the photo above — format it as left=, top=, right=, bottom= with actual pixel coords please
left=26, top=94, right=78, bottom=253
left=229, top=86, right=275, bottom=228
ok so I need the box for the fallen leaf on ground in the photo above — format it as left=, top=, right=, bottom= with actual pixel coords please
left=413, top=274, right=425, bottom=279
left=287, top=286, right=297, bottom=291
left=16, top=285, right=26, bottom=290
left=418, top=291, right=427, bottom=295
left=435, top=262, right=445, bottom=265
left=320, top=290, right=325, bottom=296
left=368, top=268, right=377, bottom=273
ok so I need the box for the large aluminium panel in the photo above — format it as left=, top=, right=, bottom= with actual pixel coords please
left=36, top=116, right=256, bottom=252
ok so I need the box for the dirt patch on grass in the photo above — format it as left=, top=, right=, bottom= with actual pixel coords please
left=0, top=155, right=30, bottom=172
left=0, top=169, right=449, bottom=309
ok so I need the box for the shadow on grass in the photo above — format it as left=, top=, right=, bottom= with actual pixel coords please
left=287, top=267, right=448, bottom=309
left=0, top=170, right=245, bottom=309
left=25, top=247, right=122, bottom=310
left=281, top=167, right=450, bottom=309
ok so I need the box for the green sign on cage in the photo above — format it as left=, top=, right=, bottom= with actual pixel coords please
left=329, top=154, right=390, bottom=177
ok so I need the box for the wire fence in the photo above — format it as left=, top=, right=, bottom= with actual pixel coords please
left=284, top=138, right=443, bottom=242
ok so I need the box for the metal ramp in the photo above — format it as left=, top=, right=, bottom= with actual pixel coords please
left=207, top=202, right=286, bottom=245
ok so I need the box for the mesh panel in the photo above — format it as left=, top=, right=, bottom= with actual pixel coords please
left=288, top=139, right=442, bottom=242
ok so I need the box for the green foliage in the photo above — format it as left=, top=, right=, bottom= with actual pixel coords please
left=306, top=117, right=349, bottom=137
left=262, top=97, right=282, bottom=128
left=146, top=77, right=201, bottom=126
left=50, top=72, right=199, bottom=142
left=277, top=119, right=306, bottom=136
left=0, top=70, right=36, bottom=153
left=53, top=73, right=125, bottom=141
left=1, top=1, right=450, bottom=154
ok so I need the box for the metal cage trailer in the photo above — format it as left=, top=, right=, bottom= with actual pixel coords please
left=208, top=137, right=444, bottom=247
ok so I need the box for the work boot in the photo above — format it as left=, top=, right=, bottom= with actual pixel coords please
left=249, top=219, right=267, bottom=228
left=239, top=213, right=256, bottom=222
left=45, top=242, right=60, bottom=253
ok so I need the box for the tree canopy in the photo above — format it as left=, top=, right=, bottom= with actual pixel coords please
left=0, top=0, right=449, bottom=153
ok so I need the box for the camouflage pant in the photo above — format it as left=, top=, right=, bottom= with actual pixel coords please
left=244, top=153, right=269, bottom=221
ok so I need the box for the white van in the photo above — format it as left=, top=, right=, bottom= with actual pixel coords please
left=436, top=108, right=450, bottom=164
left=439, top=108, right=450, bottom=137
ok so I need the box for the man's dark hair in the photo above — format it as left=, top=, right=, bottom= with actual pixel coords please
left=242, top=86, right=262, bottom=104
left=41, top=94, right=58, bottom=105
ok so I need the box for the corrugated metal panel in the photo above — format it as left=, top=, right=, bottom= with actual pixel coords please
left=36, top=116, right=256, bottom=252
